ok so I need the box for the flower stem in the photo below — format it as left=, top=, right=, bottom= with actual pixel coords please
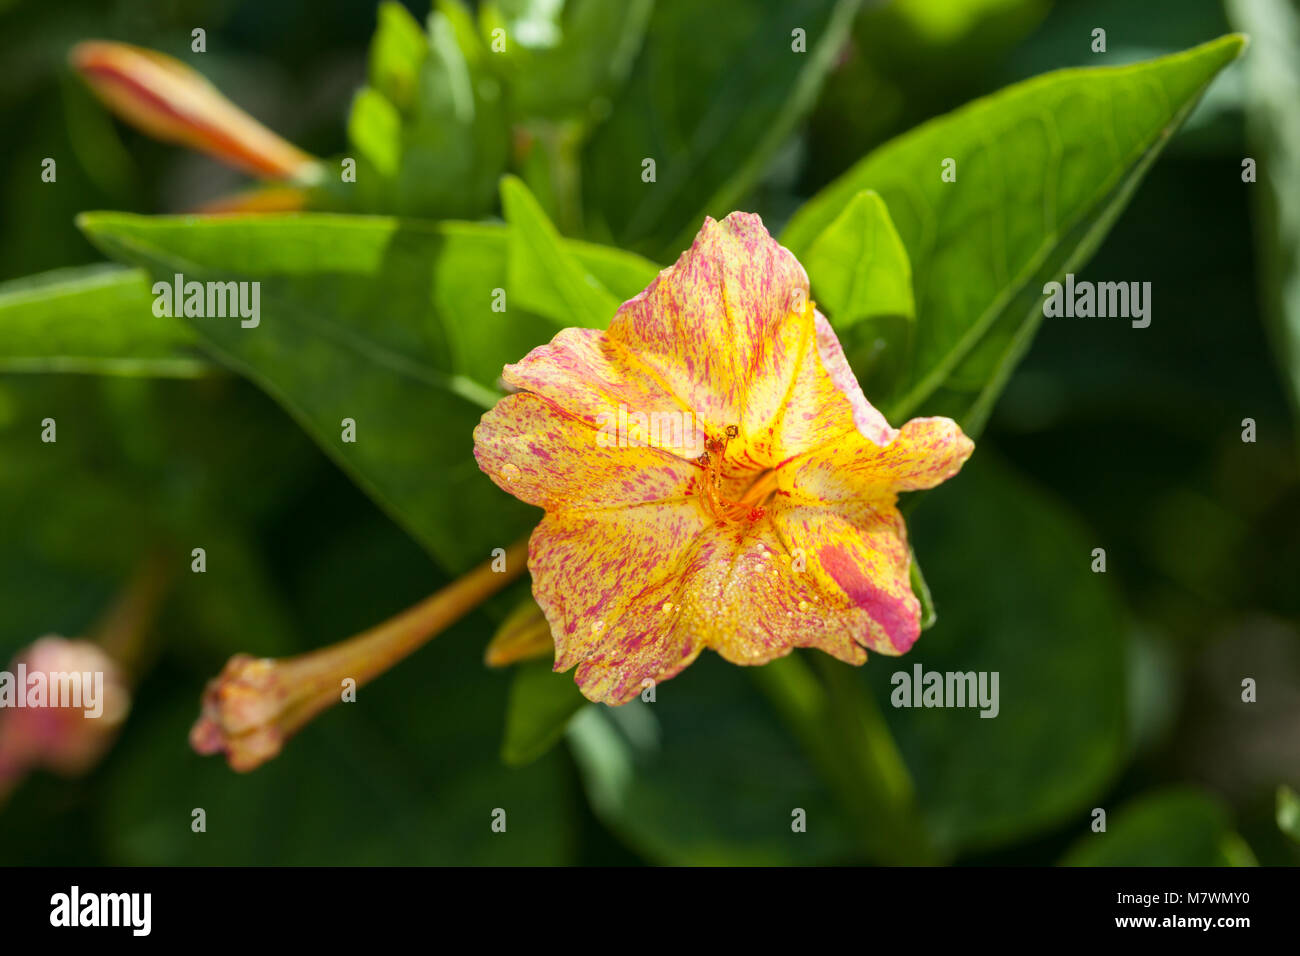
left=92, top=548, right=172, bottom=680
left=751, top=652, right=938, bottom=864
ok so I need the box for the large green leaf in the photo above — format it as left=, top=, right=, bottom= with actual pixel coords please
left=0, top=264, right=212, bottom=377
left=76, top=212, right=658, bottom=573
left=783, top=35, right=1246, bottom=433
left=582, top=0, right=863, bottom=258
left=502, top=174, right=623, bottom=327
left=1061, top=788, right=1255, bottom=866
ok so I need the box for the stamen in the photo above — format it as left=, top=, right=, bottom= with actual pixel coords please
left=690, top=425, right=768, bottom=525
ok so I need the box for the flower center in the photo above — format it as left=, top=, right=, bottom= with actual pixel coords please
left=692, top=425, right=775, bottom=525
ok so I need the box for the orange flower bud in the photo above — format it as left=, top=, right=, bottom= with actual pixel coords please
left=70, top=40, right=323, bottom=183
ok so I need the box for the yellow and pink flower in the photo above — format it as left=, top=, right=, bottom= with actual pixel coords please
left=474, top=212, right=974, bottom=705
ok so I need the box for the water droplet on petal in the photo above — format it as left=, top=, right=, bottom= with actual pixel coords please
left=501, top=463, right=522, bottom=483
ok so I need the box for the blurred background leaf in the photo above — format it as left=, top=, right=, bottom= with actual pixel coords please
left=501, top=658, right=585, bottom=766
left=0, top=264, right=210, bottom=377
left=1060, top=787, right=1254, bottom=866
left=581, top=0, right=863, bottom=258
left=1227, top=0, right=1300, bottom=430
left=480, top=0, right=653, bottom=122
left=865, top=454, right=1128, bottom=854
left=0, top=0, right=1295, bottom=868
left=566, top=658, right=859, bottom=865
left=325, top=0, right=510, bottom=218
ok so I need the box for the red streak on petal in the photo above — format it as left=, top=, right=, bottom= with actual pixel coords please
left=819, top=544, right=917, bottom=652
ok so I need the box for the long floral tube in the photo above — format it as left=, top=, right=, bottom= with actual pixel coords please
left=190, top=540, right=530, bottom=772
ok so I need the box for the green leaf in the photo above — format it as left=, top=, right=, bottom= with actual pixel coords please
left=562, top=236, right=662, bottom=301
left=1278, top=784, right=1300, bottom=843
left=805, top=190, right=915, bottom=327
left=347, top=87, right=403, bottom=179
left=77, top=212, right=531, bottom=572
left=582, top=0, right=864, bottom=258
left=0, top=264, right=212, bottom=377
left=75, top=212, right=657, bottom=573
left=1061, top=788, right=1255, bottom=866
left=368, top=1, right=429, bottom=112
left=331, top=0, right=509, bottom=219
left=501, top=659, right=587, bottom=766
left=1227, top=0, right=1300, bottom=424
left=783, top=35, right=1247, bottom=433
left=502, top=174, right=622, bottom=327
left=481, top=0, right=653, bottom=120
left=803, top=189, right=915, bottom=394
left=865, top=454, right=1129, bottom=853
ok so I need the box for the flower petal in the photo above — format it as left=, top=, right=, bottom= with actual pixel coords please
left=607, top=213, right=807, bottom=436
left=785, top=417, right=975, bottom=502
left=502, top=327, right=705, bottom=455
left=473, top=392, right=699, bottom=510
left=811, top=311, right=897, bottom=446
left=672, top=520, right=870, bottom=667
left=474, top=212, right=976, bottom=702
left=529, top=506, right=707, bottom=704
left=505, top=214, right=897, bottom=469
left=770, top=500, right=920, bottom=654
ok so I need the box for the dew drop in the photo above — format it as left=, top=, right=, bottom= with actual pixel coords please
left=501, top=463, right=522, bottom=483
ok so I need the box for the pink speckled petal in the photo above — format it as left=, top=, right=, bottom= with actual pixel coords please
left=811, top=311, right=897, bottom=447
left=499, top=214, right=897, bottom=470
left=607, top=213, right=807, bottom=433
left=473, top=392, right=699, bottom=510
left=671, top=519, right=870, bottom=667
left=502, top=327, right=705, bottom=455
left=529, top=506, right=706, bottom=705
left=786, top=417, right=974, bottom=503
left=770, top=499, right=919, bottom=654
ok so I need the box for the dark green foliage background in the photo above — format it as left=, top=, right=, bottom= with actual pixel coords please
left=0, top=0, right=1295, bottom=865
